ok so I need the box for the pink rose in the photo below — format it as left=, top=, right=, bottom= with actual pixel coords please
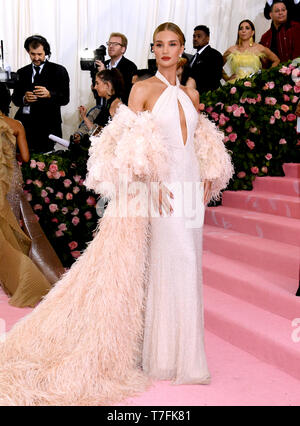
left=226, top=126, right=233, bottom=133
left=69, top=241, right=78, bottom=251
left=240, top=98, right=247, bottom=103
left=56, top=192, right=64, bottom=200
left=46, top=187, right=54, bottom=194
left=199, top=103, right=205, bottom=111
left=237, top=171, right=246, bottom=178
left=55, top=230, right=64, bottom=238
left=228, top=133, right=238, bottom=142
left=251, top=167, right=259, bottom=174
left=230, top=87, right=237, bottom=94
left=30, top=160, right=37, bottom=168
left=211, top=112, right=219, bottom=121
left=73, top=175, right=82, bottom=183
left=26, top=193, right=32, bottom=202
left=256, top=94, right=262, bottom=102
left=265, top=153, right=272, bottom=160
left=34, top=180, right=43, bottom=188
left=26, top=179, right=33, bottom=185
left=292, top=96, right=299, bottom=103
left=44, top=197, right=50, bottom=204
left=274, top=110, right=281, bottom=119
left=226, top=106, right=233, bottom=113
left=270, top=116, right=276, bottom=124
left=281, top=116, right=287, bottom=122
left=294, top=86, right=300, bottom=93
left=219, top=118, right=226, bottom=126
left=62, top=207, right=69, bottom=215
left=60, top=171, right=66, bottom=177
left=283, top=94, right=290, bottom=102
left=287, top=113, right=296, bottom=121
left=49, top=204, right=58, bottom=213
left=47, top=171, right=54, bottom=179
left=206, top=106, right=213, bottom=113
left=51, top=218, right=59, bottom=223
left=71, top=251, right=81, bottom=259
left=49, top=164, right=58, bottom=173
left=265, top=97, right=277, bottom=105
left=63, top=179, right=72, bottom=188
left=283, top=84, right=293, bottom=92
left=244, top=81, right=252, bottom=87
left=41, top=189, right=48, bottom=198
left=250, top=127, right=257, bottom=133
left=72, top=217, right=80, bottom=226
left=72, top=208, right=80, bottom=216
left=66, top=193, right=73, bottom=201
left=246, top=139, right=255, bottom=150
left=224, top=136, right=229, bottom=143
left=84, top=211, right=93, bottom=220
left=86, top=196, right=96, bottom=206
left=281, top=104, right=290, bottom=113
left=73, top=186, right=80, bottom=194
left=279, top=138, right=287, bottom=144
left=58, top=223, right=68, bottom=232
left=279, top=66, right=291, bottom=75
left=233, top=109, right=241, bottom=117
left=37, top=162, right=46, bottom=171
left=261, top=167, right=268, bottom=174
left=34, top=204, right=43, bottom=211
left=34, top=215, right=40, bottom=222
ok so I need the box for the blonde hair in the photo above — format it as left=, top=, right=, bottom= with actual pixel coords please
left=153, top=22, right=185, bottom=46
left=109, top=32, right=128, bottom=49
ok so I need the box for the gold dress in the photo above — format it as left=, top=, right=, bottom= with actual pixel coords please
left=226, top=50, right=264, bottom=82
left=0, top=113, right=51, bottom=307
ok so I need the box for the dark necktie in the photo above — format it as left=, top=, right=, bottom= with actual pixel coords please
left=33, top=66, right=40, bottom=85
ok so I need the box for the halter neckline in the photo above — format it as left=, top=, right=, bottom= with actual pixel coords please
left=155, top=70, right=180, bottom=88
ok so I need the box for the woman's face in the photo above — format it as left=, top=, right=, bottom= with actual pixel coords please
left=153, top=30, right=184, bottom=69
left=238, top=22, right=254, bottom=42
left=94, top=77, right=110, bottom=97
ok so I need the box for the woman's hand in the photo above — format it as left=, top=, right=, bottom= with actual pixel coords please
left=151, top=182, right=174, bottom=217
left=204, top=180, right=212, bottom=205
left=78, top=105, right=87, bottom=119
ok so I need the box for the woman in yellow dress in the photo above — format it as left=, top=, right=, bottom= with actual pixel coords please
left=223, top=19, right=280, bottom=83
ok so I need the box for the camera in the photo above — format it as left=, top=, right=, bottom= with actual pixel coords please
left=0, top=40, right=18, bottom=88
left=80, top=45, right=107, bottom=71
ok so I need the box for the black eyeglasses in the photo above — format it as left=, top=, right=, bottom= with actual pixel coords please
left=106, top=42, right=123, bottom=47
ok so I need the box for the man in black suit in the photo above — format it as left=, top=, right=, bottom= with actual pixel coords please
left=95, top=32, right=137, bottom=104
left=187, top=25, right=223, bottom=95
left=12, top=35, right=70, bottom=153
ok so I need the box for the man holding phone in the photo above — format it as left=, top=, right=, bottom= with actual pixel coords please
left=12, top=35, right=70, bottom=153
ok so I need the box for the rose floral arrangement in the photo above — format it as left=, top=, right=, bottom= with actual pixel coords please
left=200, top=59, right=300, bottom=190
left=22, top=149, right=103, bottom=267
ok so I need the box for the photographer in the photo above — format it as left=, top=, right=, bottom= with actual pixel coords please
left=95, top=32, right=137, bottom=104
left=12, top=35, right=70, bottom=153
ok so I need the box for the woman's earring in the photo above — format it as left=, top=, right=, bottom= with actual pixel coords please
left=249, top=36, right=254, bottom=47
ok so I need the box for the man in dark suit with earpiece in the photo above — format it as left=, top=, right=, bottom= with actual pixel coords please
left=12, top=35, right=70, bottom=153
left=188, top=25, right=223, bottom=95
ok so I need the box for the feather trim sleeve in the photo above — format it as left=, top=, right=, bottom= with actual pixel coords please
left=84, top=105, right=169, bottom=197
left=194, top=113, right=234, bottom=200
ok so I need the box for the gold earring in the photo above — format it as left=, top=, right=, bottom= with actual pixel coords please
left=249, top=36, right=253, bottom=47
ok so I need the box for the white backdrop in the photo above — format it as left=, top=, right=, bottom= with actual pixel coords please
left=0, top=0, right=270, bottom=138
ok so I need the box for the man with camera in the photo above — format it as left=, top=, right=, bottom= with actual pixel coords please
left=12, top=35, right=70, bottom=153
left=95, top=32, right=137, bottom=104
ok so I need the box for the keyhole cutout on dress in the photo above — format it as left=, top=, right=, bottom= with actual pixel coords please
left=178, top=100, right=187, bottom=146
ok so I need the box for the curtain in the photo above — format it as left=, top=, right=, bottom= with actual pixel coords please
left=0, top=0, right=269, bottom=138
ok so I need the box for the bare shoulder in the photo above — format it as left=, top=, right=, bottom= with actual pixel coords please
left=224, top=45, right=236, bottom=56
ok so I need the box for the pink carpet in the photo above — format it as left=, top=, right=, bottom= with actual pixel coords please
left=1, top=163, right=300, bottom=406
